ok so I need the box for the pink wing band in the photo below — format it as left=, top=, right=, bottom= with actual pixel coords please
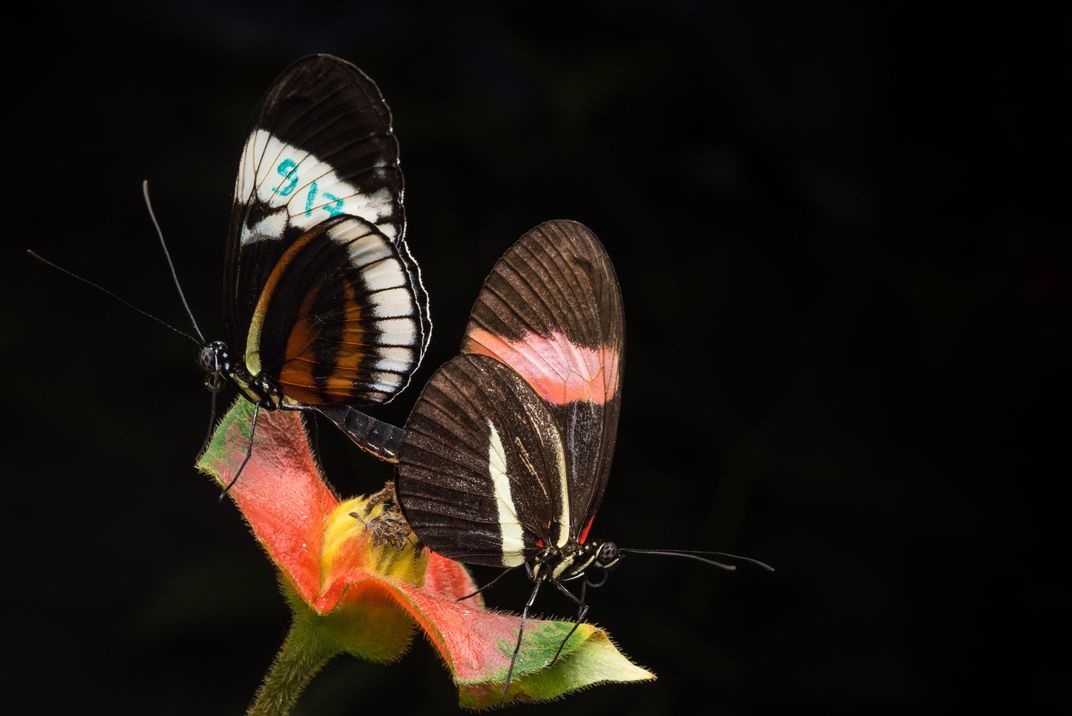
left=465, top=328, right=621, bottom=406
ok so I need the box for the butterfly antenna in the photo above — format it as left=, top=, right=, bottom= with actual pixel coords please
left=26, top=250, right=201, bottom=345
left=142, top=180, right=206, bottom=343
left=619, top=548, right=775, bottom=572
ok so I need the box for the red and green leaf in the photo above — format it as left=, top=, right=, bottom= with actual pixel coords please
left=197, top=398, right=654, bottom=710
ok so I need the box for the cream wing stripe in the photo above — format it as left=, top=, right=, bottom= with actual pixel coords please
left=488, top=420, right=526, bottom=567
left=551, top=427, right=570, bottom=548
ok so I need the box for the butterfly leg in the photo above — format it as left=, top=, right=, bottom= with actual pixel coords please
left=197, top=382, right=221, bottom=460
left=550, top=578, right=589, bottom=665
left=586, top=566, right=610, bottom=589
left=456, top=566, right=516, bottom=602
left=501, top=578, right=543, bottom=706
left=276, top=403, right=313, bottom=412
left=272, top=402, right=328, bottom=460
left=220, top=401, right=261, bottom=497
left=307, top=409, right=319, bottom=459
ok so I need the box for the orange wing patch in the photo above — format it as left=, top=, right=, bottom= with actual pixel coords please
left=278, top=279, right=368, bottom=404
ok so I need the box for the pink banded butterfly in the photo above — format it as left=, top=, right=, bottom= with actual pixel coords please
left=395, top=220, right=771, bottom=702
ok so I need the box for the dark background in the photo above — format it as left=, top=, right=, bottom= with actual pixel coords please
left=6, top=2, right=1065, bottom=713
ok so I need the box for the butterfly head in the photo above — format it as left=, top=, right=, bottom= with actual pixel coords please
left=543, top=539, right=624, bottom=584
left=198, top=340, right=231, bottom=391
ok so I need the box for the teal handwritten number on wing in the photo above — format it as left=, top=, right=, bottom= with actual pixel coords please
left=322, top=193, right=344, bottom=217
left=274, top=159, right=298, bottom=196
left=304, top=181, right=319, bottom=216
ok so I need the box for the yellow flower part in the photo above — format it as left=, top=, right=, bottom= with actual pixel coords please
left=320, top=486, right=428, bottom=592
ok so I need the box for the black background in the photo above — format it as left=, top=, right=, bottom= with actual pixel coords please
left=7, top=2, right=1065, bottom=713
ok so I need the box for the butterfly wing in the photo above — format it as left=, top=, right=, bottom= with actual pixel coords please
left=224, top=54, right=430, bottom=366
left=462, top=220, right=624, bottom=541
left=247, top=215, right=426, bottom=405
left=397, top=354, right=573, bottom=567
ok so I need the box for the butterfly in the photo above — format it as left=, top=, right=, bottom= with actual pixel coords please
left=394, top=220, right=770, bottom=701
left=197, top=54, right=431, bottom=480
left=395, top=219, right=624, bottom=698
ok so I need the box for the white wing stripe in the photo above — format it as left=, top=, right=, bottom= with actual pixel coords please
left=374, top=317, right=418, bottom=347
left=235, top=129, right=397, bottom=245
left=368, top=287, right=417, bottom=318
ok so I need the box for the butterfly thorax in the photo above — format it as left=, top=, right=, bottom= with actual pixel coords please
left=530, top=540, right=622, bottom=583
left=197, top=339, right=285, bottom=408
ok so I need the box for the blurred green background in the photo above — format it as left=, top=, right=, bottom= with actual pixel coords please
left=6, top=2, right=1064, bottom=713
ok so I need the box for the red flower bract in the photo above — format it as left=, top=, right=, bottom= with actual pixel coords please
left=197, top=398, right=653, bottom=711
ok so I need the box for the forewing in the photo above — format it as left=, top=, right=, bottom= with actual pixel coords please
left=462, top=220, right=624, bottom=540
left=224, top=54, right=429, bottom=353
left=248, top=216, right=424, bottom=405
left=397, top=354, right=573, bottom=567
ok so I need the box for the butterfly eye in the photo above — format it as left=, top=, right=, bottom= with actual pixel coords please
left=197, top=347, right=216, bottom=373
left=198, top=341, right=229, bottom=374
left=598, top=542, right=619, bottom=564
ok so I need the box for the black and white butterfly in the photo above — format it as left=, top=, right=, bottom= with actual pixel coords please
left=31, top=54, right=426, bottom=477
left=395, top=220, right=771, bottom=702
left=197, top=54, right=431, bottom=479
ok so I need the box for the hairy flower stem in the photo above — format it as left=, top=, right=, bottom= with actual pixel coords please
left=246, top=608, right=337, bottom=716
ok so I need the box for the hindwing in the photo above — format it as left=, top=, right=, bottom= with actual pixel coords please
left=247, top=215, right=425, bottom=405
